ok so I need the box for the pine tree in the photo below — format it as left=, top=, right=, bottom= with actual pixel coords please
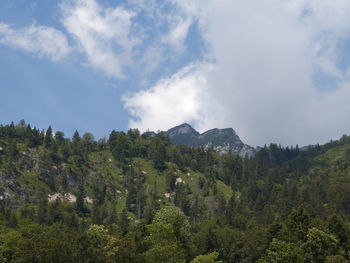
left=119, top=208, right=130, bottom=235
left=44, top=126, right=53, bottom=148
left=7, top=139, right=17, bottom=161
left=106, top=204, right=118, bottom=225
left=76, top=183, right=86, bottom=216
left=72, top=130, right=81, bottom=155
left=37, top=197, right=48, bottom=224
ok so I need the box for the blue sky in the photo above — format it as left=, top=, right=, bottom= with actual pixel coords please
left=1, top=0, right=350, bottom=146
left=0, top=0, right=205, bottom=139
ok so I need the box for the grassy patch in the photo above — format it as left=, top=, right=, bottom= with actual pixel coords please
left=116, top=195, right=126, bottom=213
left=216, top=180, right=233, bottom=201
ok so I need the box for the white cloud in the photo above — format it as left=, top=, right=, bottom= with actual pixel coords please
left=162, top=17, right=192, bottom=49
left=124, top=0, right=350, bottom=146
left=159, top=0, right=199, bottom=50
left=0, top=23, right=70, bottom=61
left=0, top=0, right=196, bottom=81
left=60, top=0, right=138, bottom=77
left=122, top=64, right=214, bottom=132
left=3, top=0, right=350, bottom=147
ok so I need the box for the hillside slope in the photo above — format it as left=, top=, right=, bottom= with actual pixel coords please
left=1, top=121, right=350, bottom=262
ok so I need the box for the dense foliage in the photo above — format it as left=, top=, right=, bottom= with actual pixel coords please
left=0, top=120, right=350, bottom=262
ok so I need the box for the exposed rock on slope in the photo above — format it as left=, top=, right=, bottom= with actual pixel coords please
left=166, top=123, right=199, bottom=145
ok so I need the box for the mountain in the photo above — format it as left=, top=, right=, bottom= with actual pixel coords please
left=2, top=121, right=350, bottom=261
left=165, top=123, right=199, bottom=145
left=164, top=123, right=255, bottom=157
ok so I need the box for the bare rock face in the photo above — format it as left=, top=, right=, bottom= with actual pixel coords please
left=164, top=124, right=255, bottom=157
left=166, top=123, right=200, bottom=145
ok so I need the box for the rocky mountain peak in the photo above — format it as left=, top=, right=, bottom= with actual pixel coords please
left=202, top=127, right=236, bottom=135
left=164, top=123, right=255, bottom=157
left=167, top=123, right=199, bottom=136
left=165, top=123, right=200, bottom=146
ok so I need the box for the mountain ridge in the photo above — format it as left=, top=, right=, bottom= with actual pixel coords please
left=163, top=123, right=255, bottom=157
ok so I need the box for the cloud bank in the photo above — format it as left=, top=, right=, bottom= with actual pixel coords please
left=124, top=0, right=350, bottom=146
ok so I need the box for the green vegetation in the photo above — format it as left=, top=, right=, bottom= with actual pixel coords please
left=1, top=120, right=350, bottom=262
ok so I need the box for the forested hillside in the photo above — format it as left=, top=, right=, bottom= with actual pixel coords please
left=1, top=121, right=350, bottom=262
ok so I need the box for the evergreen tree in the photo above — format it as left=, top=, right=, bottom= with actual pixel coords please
left=119, top=208, right=130, bottom=235
left=7, top=139, right=17, bottom=161
left=72, top=130, right=81, bottom=155
left=54, top=131, right=65, bottom=146
left=106, top=204, right=118, bottom=225
left=37, top=197, right=48, bottom=224
left=43, top=126, right=53, bottom=149
left=76, top=183, right=87, bottom=216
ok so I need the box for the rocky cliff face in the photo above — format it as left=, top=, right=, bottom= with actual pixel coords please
left=166, top=123, right=199, bottom=145
left=164, top=123, right=255, bottom=157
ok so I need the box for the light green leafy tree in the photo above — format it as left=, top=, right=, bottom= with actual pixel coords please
left=257, top=238, right=304, bottom=263
left=302, top=227, right=338, bottom=263
left=85, top=224, right=119, bottom=263
left=191, top=252, right=222, bottom=263
left=143, top=206, right=191, bottom=263
left=325, top=255, right=347, bottom=263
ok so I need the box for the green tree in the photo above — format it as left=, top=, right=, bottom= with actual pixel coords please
left=325, top=255, right=347, bottom=263
left=285, top=207, right=311, bottom=242
left=7, top=139, right=17, bottom=161
left=72, top=130, right=81, bottom=155
left=54, top=131, right=65, bottom=146
left=119, top=208, right=130, bottom=236
left=109, top=131, right=130, bottom=164
left=1, top=224, right=83, bottom=263
left=328, top=215, right=350, bottom=257
left=151, top=135, right=167, bottom=171
left=82, top=132, right=95, bottom=152
left=84, top=225, right=119, bottom=263
left=43, top=126, right=53, bottom=148
left=302, top=227, right=338, bottom=263
left=37, top=197, right=48, bottom=224
left=257, top=238, right=304, bottom=263
left=76, top=183, right=87, bottom=216
left=191, top=252, right=222, bottom=263
left=143, top=206, right=191, bottom=263
left=174, top=184, right=191, bottom=216
left=105, top=204, right=118, bottom=225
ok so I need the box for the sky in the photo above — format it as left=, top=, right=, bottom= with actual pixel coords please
left=1, top=0, right=350, bottom=147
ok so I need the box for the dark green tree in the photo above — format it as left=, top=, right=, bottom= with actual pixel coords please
left=43, top=126, right=53, bottom=148
left=119, top=208, right=130, bottom=235
left=76, top=183, right=87, bottom=216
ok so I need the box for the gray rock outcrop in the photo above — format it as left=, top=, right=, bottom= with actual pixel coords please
left=164, top=123, right=255, bottom=157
